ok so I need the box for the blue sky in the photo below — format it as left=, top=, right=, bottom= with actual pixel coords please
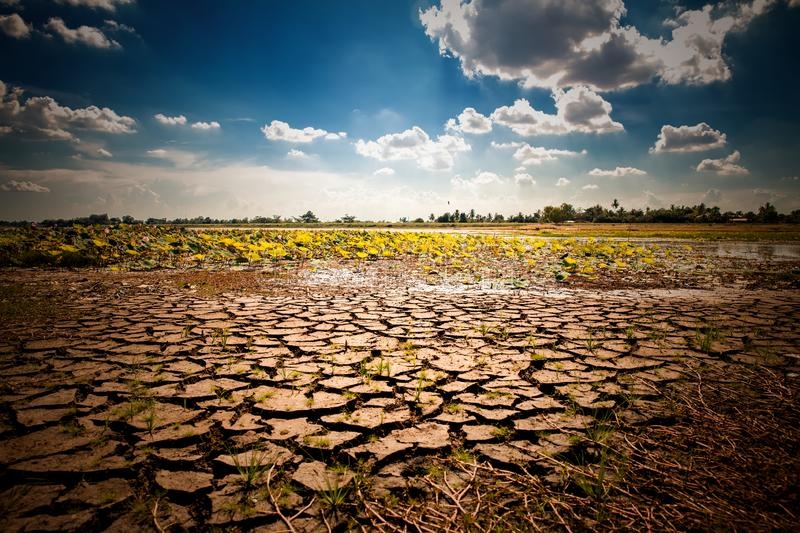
left=1, top=0, right=798, bottom=221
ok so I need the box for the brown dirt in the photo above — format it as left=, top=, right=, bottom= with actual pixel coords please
left=0, top=265, right=798, bottom=531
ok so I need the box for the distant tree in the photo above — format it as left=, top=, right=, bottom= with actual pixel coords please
left=88, top=213, right=110, bottom=225
left=299, top=210, right=319, bottom=223
left=341, top=214, right=356, bottom=223
left=758, top=202, right=779, bottom=223
left=429, top=213, right=435, bottom=222
left=612, top=198, right=619, bottom=210
left=122, top=215, right=136, bottom=224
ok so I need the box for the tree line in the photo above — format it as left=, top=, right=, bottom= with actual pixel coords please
left=430, top=201, right=798, bottom=224
left=3, top=202, right=798, bottom=227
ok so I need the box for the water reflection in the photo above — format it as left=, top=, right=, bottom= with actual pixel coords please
left=702, top=242, right=800, bottom=262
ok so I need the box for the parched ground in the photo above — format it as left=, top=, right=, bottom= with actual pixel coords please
left=0, top=262, right=798, bottom=532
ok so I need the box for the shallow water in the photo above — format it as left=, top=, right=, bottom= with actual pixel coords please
left=694, top=242, right=800, bottom=261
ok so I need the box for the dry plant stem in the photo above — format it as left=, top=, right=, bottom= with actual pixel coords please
left=266, top=464, right=316, bottom=533
left=151, top=498, right=171, bottom=533
left=321, top=510, right=333, bottom=533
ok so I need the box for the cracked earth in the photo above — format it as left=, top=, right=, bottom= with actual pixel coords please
left=1, top=263, right=798, bottom=531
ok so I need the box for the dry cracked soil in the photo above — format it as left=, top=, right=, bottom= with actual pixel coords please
left=0, top=261, right=798, bottom=532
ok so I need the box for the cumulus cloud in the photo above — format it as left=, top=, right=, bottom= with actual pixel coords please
left=420, top=0, right=780, bottom=90
left=512, top=143, right=584, bottom=166
left=324, top=131, right=347, bottom=140
left=154, top=114, right=220, bottom=131
left=154, top=114, right=187, bottom=126
left=451, top=170, right=503, bottom=190
left=696, top=150, right=749, bottom=176
left=45, top=17, right=121, bottom=49
left=650, top=122, right=727, bottom=153
left=0, top=13, right=31, bottom=39
left=701, top=188, right=722, bottom=204
left=191, top=121, right=220, bottom=131
left=556, top=177, right=571, bottom=187
left=1, top=180, right=50, bottom=192
left=490, top=87, right=622, bottom=136
left=514, top=172, right=536, bottom=185
left=373, top=167, right=395, bottom=177
left=643, top=190, right=664, bottom=207
left=355, top=126, right=470, bottom=171
left=56, top=0, right=134, bottom=11
left=445, top=107, right=492, bottom=134
left=286, top=148, right=308, bottom=159
left=96, top=148, right=112, bottom=157
left=582, top=184, right=599, bottom=190
left=588, top=166, right=646, bottom=177
left=0, top=81, right=136, bottom=141
left=261, top=120, right=335, bottom=143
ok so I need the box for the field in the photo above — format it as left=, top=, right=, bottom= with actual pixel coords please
left=1, top=224, right=799, bottom=531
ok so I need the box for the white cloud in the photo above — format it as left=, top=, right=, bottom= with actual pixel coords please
left=1, top=180, right=50, bottom=193
left=650, top=122, right=727, bottom=153
left=582, top=184, right=599, bottom=190
left=556, top=177, right=571, bottom=187
left=103, top=19, right=137, bottom=34
left=56, top=0, right=134, bottom=11
left=154, top=114, right=187, bottom=126
left=145, top=148, right=200, bottom=168
left=191, top=121, right=220, bottom=131
left=261, top=120, right=335, bottom=143
left=420, top=0, right=779, bottom=90
left=286, top=148, right=308, bottom=159
left=512, top=144, right=584, bottom=166
left=514, top=172, right=536, bottom=185
left=324, top=131, right=347, bottom=140
left=373, top=167, right=395, bottom=177
left=451, top=170, right=503, bottom=190
left=554, top=86, right=623, bottom=133
left=445, top=107, right=492, bottom=134
left=0, top=13, right=31, bottom=39
left=355, top=126, right=470, bottom=171
left=642, top=190, right=664, bottom=208
left=657, top=2, right=783, bottom=85
left=588, top=166, right=646, bottom=177
left=0, top=81, right=136, bottom=141
left=701, top=188, right=722, bottom=204
left=490, top=87, right=622, bottom=136
left=154, top=115, right=220, bottom=131
left=96, top=148, right=112, bottom=157
left=491, top=141, right=523, bottom=150
left=696, top=150, right=749, bottom=176
left=45, top=17, right=121, bottom=49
